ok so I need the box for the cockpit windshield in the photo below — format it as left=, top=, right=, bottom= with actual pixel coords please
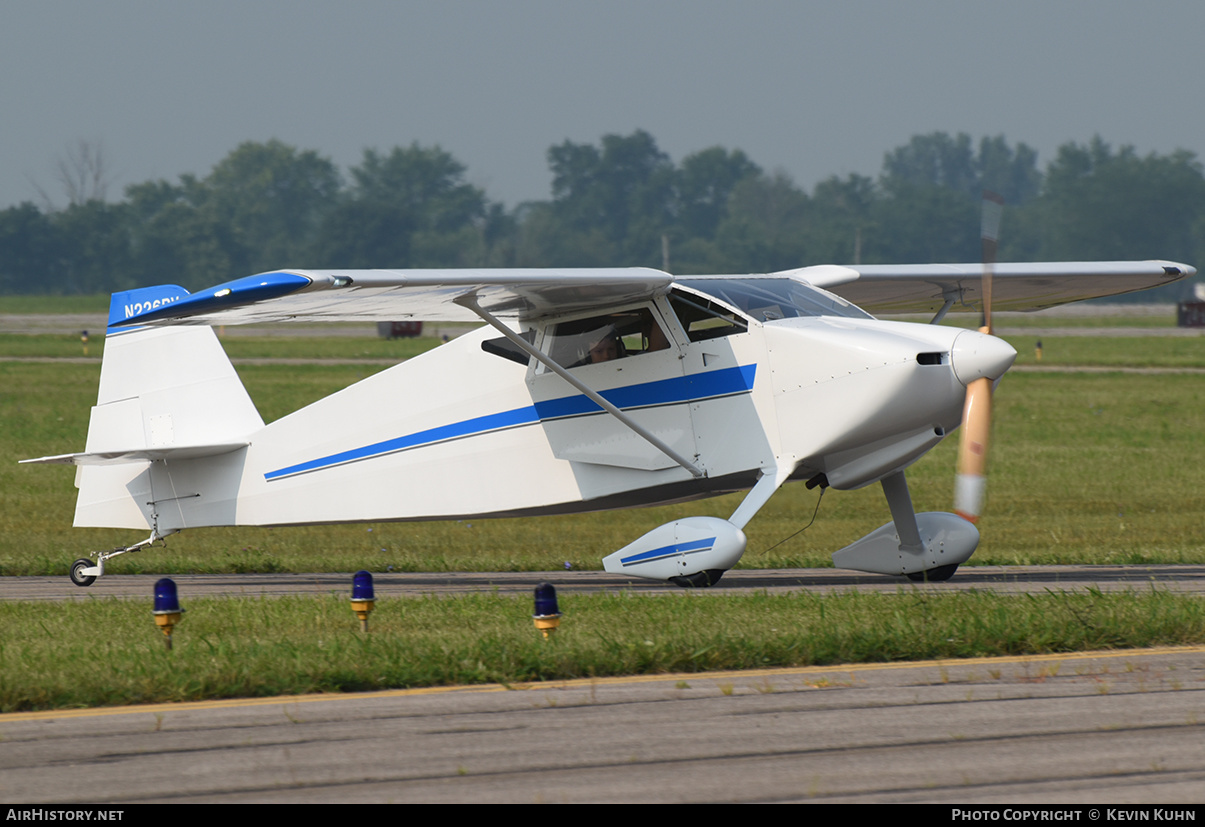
left=677, top=278, right=873, bottom=322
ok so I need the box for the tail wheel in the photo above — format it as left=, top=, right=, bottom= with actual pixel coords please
left=69, top=558, right=97, bottom=587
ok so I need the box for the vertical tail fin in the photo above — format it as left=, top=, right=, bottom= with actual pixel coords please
left=91, top=285, right=264, bottom=452
left=71, top=285, right=264, bottom=528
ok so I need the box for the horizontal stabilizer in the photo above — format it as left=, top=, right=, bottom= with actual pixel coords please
left=22, top=442, right=249, bottom=466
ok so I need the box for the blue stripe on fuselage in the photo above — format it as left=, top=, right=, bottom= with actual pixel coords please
left=264, top=364, right=756, bottom=481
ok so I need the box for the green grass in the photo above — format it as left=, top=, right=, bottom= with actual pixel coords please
left=2, top=589, right=1202, bottom=712
left=1003, top=335, right=1205, bottom=368
left=0, top=294, right=111, bottom=314
left=221, top=335, right=444, bottom=361
left=4, top=328, right=1205, bottom=711
left=0, top=334, right=106, bottom=359
left=3, top=340, right=1204, bottom=577
left=7, top=332, right=1203, bottom=367
left=900, top=311, right=1180, bottom=329
left=0, top=333, right=447, bottom=361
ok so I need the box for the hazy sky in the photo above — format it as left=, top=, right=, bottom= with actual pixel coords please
left=4, top=0, right=1203, bottom=210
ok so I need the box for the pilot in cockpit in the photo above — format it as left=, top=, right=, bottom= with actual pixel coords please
left=587, top=327, right=621, bottom=363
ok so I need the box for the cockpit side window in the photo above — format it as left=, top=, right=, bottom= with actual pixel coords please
left=668, top=290, right=749, bottom=342
left=545, top=307, right=670, bottom=368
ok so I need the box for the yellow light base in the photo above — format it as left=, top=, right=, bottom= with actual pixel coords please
left=351, top=599, right=375, bottom=632
left=533, top=614, right=561, bottom=639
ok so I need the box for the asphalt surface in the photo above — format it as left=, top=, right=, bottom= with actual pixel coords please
left=3, top=646, right=1204, bottom=803
left=7, top=565, right=1205, bottom=601
left=5, top=568, right=1205, bottom=803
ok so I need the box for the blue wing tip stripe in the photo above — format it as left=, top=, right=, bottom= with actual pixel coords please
left=111, top=272, right=311, bottom=327
left=107, top=284, right=191, bottom=332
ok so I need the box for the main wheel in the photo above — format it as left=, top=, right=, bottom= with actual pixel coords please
left=669, top=569, right=726, bottom=588
left=69, top=558, right=97, bottom=587
left=906, top=563, right=959, bottom=583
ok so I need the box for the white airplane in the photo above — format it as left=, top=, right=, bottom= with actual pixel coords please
left=24, top=257, right=1193, bottom=587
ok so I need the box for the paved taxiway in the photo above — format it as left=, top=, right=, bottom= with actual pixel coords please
left=3, top=648, right=1204, bottom=803
left=6, top=564, right=1205, bottom=602
left=4, top=567, right=1205, bottom=802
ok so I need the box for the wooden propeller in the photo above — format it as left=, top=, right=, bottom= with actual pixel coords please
left=955, top=191, right=1004, bottom=524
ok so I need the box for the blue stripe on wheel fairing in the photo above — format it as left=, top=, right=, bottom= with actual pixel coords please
left=264, top=364, right=756, bottom=481
left=620, top=537, right=715, bottom=567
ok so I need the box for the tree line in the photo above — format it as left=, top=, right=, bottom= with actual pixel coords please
left=2, top=131, right=1202, bottom=300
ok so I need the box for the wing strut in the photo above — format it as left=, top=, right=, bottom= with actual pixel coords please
left=455, top=294, right=706, bottom=479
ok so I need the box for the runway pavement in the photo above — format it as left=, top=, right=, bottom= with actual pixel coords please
left=4, top=568, right=1205, bottom=803
left=3, top=647, right=1204, bottom=803
left=6, top=564, right=1205, bottom=602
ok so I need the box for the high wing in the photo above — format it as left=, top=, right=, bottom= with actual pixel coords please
left=111, top=267, right=672, bottom=328
left=765, top=260, right=1194, bottom=315
left=111, top=260, right=1195, bottom=331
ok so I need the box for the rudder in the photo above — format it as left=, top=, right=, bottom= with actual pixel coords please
left=72, top=285, right=265, bottom=528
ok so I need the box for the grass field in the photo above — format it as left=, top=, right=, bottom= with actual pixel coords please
left=7, top=326, right=1205, bottom=366
left=3, top=589, right=1204, bottom=712
left=0, top=294, right=111, bottom=314
left=2, top=307, right=1204, bottom=710
left=4, top=333, right=1203, bottom=576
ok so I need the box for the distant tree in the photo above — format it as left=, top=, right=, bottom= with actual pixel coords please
left=8, top=128, right=1202, bottom=298
left=881, top=132, right=979, bottom=197
left=52, top=199, right=133, bottom=293
left=976, top=135, right=1041, bottom=206
left=124, top=177, right=239, bottom=290
left=479, top=202, right=520, bottom=267
left=512, top=201, right=615, bottom=268
left=805, top=174, right=877, bottom=264
left=875, top=132, right=1021, bottom=263
left=29, top=139, right=114, bottom=210
left=350, top=145, right=486, bottom=233
left=311, top=143, right=488, bottom=268
left=309, top=199, right=415, bottom=269
left=1034, top=138, right=1205, bottom=263
left=712, top=171, right=810, bottom=272
left=548, top=130, right=676, bottom=264
left=872, top=181, right=979, bottom=263
left=675, top=147, right=761, bottom=240
left=0, top=203, right=60, bottom=293
left=203, top=140, right=342, bottom=274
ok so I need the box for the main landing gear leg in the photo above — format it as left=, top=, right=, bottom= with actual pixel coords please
left=883, top=471, right=960, bottom=583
